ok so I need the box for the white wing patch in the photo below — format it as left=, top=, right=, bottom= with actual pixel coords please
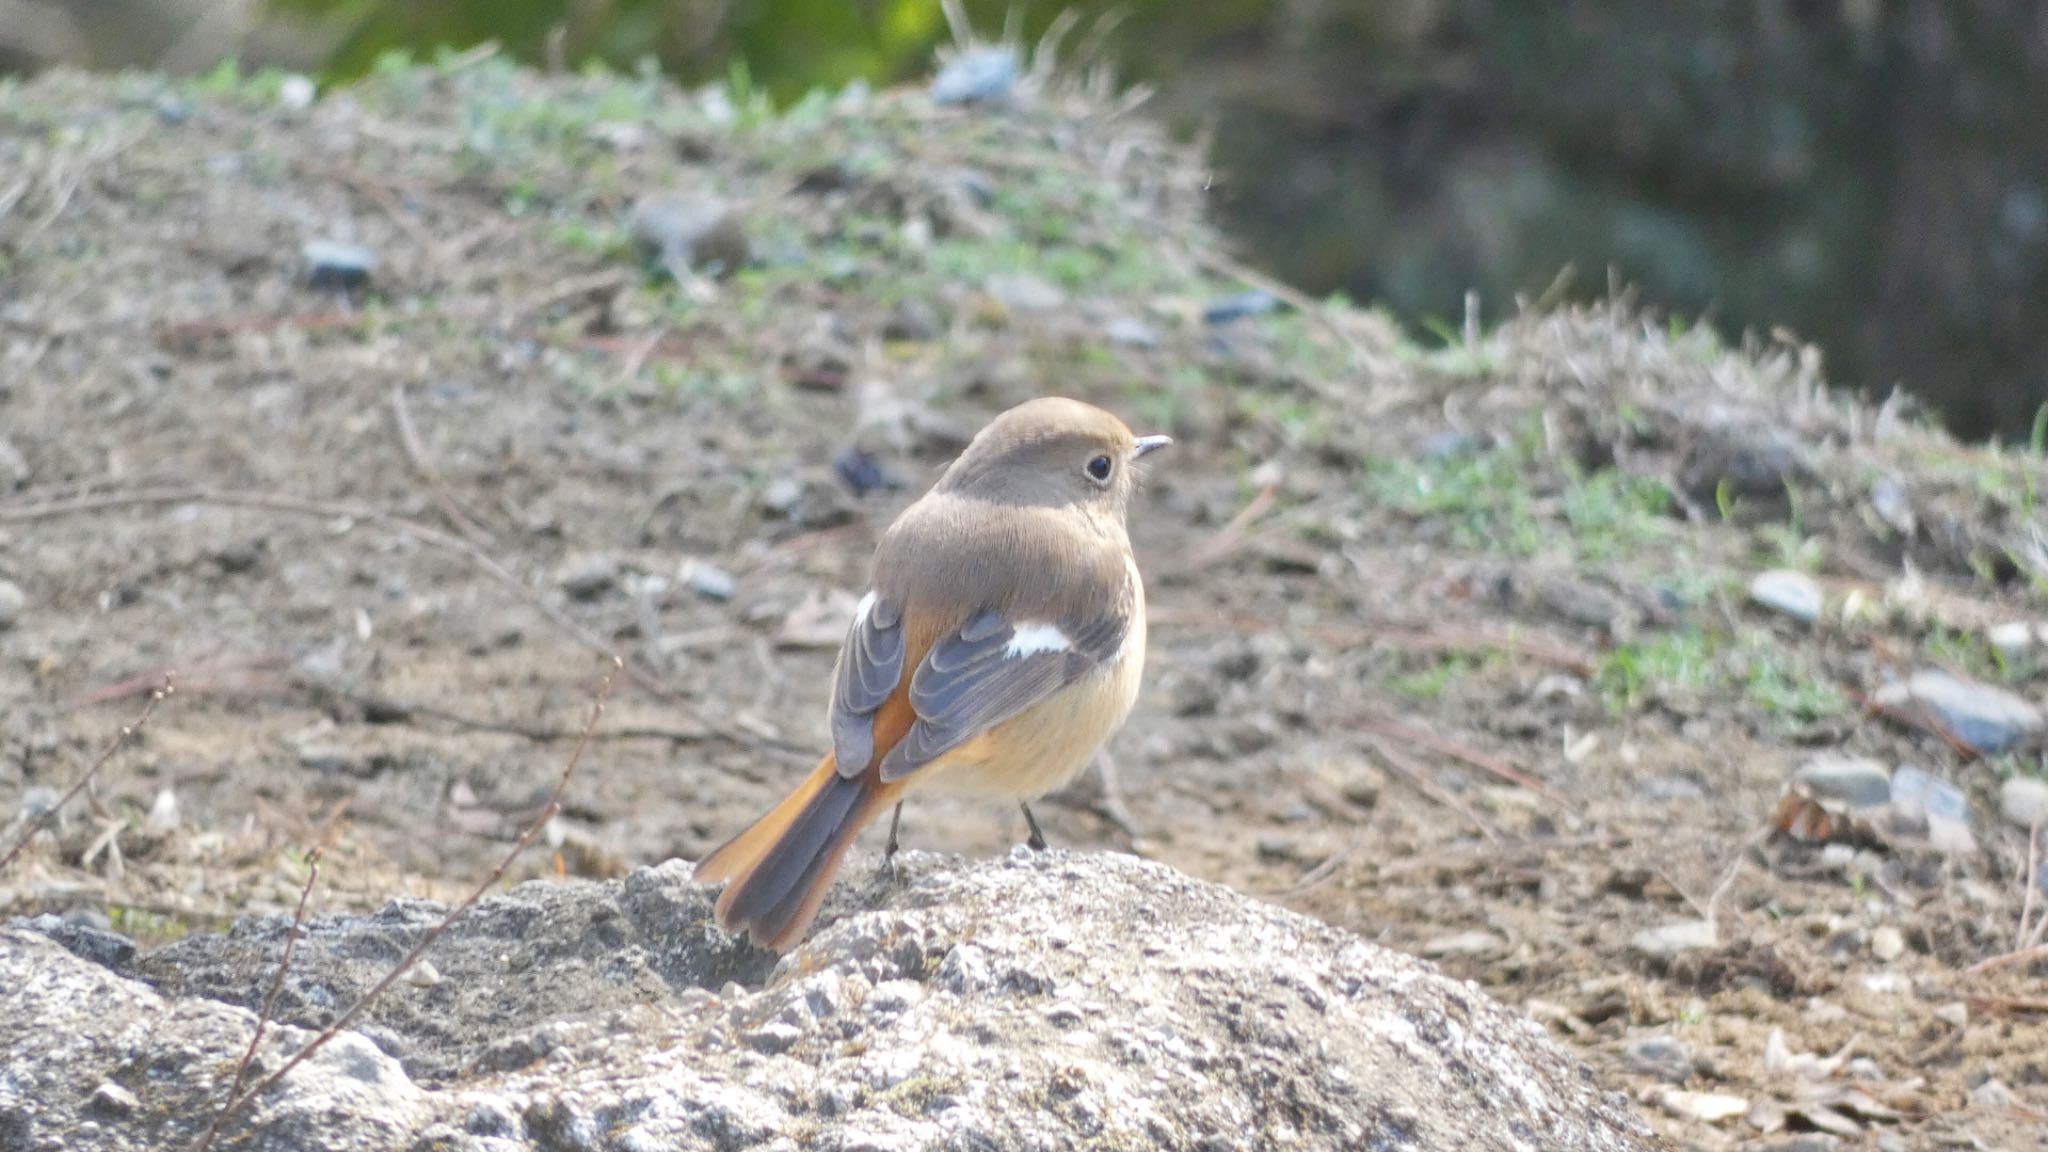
left=851, top=590, right=878, bottom=628
left=1005, top=622, right=1071, bottom=658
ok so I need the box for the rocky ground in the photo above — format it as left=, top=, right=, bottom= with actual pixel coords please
left=1, top=52, right=2045, bottom=1150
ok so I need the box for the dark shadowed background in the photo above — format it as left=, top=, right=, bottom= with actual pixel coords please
left=6, top=0, right=2045, bottom=441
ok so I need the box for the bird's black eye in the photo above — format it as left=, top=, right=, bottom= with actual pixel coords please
left=1085, top=454, right=1114, bottom=484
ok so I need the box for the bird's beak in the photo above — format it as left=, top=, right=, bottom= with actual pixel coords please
left=1132, top=435, right=1173, bottom=459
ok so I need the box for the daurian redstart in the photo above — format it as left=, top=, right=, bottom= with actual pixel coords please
left=694, top=397, right=1170, bottom=950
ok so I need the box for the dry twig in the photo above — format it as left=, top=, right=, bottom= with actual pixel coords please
left=0, top=676, right=173, bottom=871
left=1175, top=481, right=1278, bottom=571
left=195, top=847, right=323, bottom=1152
left=192, top=660, right=616, bottom=1151
left=389, top=383, right=496, bottom=547
left=1361, top=733, right=1499, bottom=842
left=1351, top=713, right=1568, bottom=805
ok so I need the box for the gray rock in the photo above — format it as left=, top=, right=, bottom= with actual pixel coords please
left=930, top=46, right=1020, bottom=105
left=1791, top=756, right=1893, bottom=809
left=628, top=193, right=751, bottom=279
left=985, top=272, right=1066, bottom=312
left=1868, top=474, right=1916, bottom=536
left=758, top=475, right=855, bottom=529
left=882, top=299, right=943, bottom=342
left=18, top=913, right=136, bottom=968
left=1203, top=290, right=1280, bottom=325
left=1989, top=621, right=2040, bottom=659
left=554, top=554, right=619, bottom=601
left=1638, top=776, right=1704, bottom=803
left=1748, top=568, right=1823, bottom=623
left=1419, top=930, right=1506, bottom=958
left=0, top=578, right=22, bottom=630
left=302, top=239, right=376, bottom=292
left=1677, top=423, right=1809, bottom=503
left=679, top=559, right=736, bottom=601
left=1889, top=765, right=1975, bottom=854
left=1999, top=775, right=2048, bottom=830
left=1104, top=316, right=1160, bottom=347
left=4, top=853, right=1655, bottom=1150
left=1622, top=1033, right=1693, bottom=1084
left=1630, top=920, right=1718, bottom=958
left=1874, top=669, right=2043, bottom=754
left=0, top=436, right=29, bottom=487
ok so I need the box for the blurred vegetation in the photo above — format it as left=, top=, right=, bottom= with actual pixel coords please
left=8, top=0, right=2044, bottom=441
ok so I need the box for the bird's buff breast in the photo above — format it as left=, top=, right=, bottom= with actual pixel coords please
left=924, top=610, right=1147, bottom=801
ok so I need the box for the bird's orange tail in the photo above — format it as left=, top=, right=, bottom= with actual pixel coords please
left=694, top=753, right=904, bottom=951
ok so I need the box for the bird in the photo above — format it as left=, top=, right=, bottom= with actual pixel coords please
left=693, top=396, right=1171, bottom=950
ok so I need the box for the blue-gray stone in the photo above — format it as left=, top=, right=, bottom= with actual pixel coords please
left=1891, top=764, right=1974, bottom=853
left=1203, top=290, right=1280, bottom=326
left=1748, top=569, right=1823, bottom=623
left=302, top=239, right=376, bottom=291
left=1792, top=756, right=1892, bottom=808
left=931, top=47, right=1020, bottom=106
left=1876, top=670, right=2043, bottom=755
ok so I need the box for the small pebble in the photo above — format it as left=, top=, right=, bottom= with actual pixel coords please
left=1871, top=925, right=1905, bottom=962
left=759, top=476, right=855, bottom=529
left=1677, top=424, right=1808, bottom=501
left=1254, top=834, right=1304, bottom=864
left=1874, top=669, right=2042, bottom=754
left=1646, top=1087, right=1748, bottom=1124
left=1987, top=621, right=2038, bottom=659
left=1934, top=1001, right=1968, bottom=1028
left=1622, top=1033, right=1694, bottom=1084
left=1203, top=290, right=1279, bottom=326
left=302, top=240, right=376, bottom=292
left=1420, top=931, right=1505, bottom=959
left=1418, top=430, right=1478, bottom=461
left=882, top=299, right=943, bottom=342
left=1748, top=569, right=1824, bottom=623
left=1998, top=775, right=2048, bottom=830
left=89, top=1082, right=139, bottom=1116
left=1630, top=920, right=1718, bottom=958
left=679, top=559, right=736, bottom=601
left=832, top=447, right=895, bottom=497
left=930, top=46, right=1021, bottom=105
left=743, top=1021, right=803, bottom=1055
left=278, top=74, right=317, bottom=110
left=556, top=555, right=620, bottom=601
left=0, top=578, right=24, bottom=629
left=296, top=741, right=365, bottom=777
left=1638, top=776, right=1705, bottom=803
left=1105, top=317, right=1159, bottom=347
left=406, top=960, right=441, bottom=988
left=1970, top=1078, right=2015, bottom=1110
left=0, top=436, right=30, bottom=486
left=145, top=788, right=179, bottom=833
left=628, top=193, right=751, bottom=279
left=985, top=272, right=1065, bottom=312
left=1791, top=756, right=1892, bottom=809
left=1868, top=474, right=1916, bottom=536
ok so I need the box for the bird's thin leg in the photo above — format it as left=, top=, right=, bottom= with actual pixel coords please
left=878, top=801, right=905, bottom=878
left=1020, top=802, right=1049, bottom=852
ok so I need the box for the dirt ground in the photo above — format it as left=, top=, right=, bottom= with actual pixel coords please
left=2, top=57, right=2045, bottom=1150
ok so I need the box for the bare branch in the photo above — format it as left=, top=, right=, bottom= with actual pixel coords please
left=0, top=676, right=174, bottom=872
left=191, top=660, right=616, bottom=1149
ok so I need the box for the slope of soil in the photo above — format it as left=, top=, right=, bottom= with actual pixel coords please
left=1, top=57, right=2044, bottom=1149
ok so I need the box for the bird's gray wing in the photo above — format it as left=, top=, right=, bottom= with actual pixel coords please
left=878, top=607, right=1128, bottom=783
left=829, top=593, right=906, bottom=777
